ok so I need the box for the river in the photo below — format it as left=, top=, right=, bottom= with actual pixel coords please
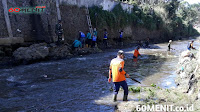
left=0, top=37, right=199, bottom=112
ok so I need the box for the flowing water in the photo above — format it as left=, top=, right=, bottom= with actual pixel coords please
left=0, top=37, right=199, bottom=111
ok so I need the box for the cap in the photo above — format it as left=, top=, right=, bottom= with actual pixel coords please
left=118, top=50, right=124, bottom=55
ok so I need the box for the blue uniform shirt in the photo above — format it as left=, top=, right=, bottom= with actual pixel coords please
left=73, top=40, right=82, bottom=48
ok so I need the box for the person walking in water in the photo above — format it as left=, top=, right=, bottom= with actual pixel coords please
left=133, top=46, right=141, bottom=62
left=108, top=50, right=130, bottom=102
left=187, top=40, right=196, bottom=50
left=167, top=40, right=175, bottom=51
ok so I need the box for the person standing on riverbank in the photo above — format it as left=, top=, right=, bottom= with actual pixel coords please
left=55, top=20, right=63, bottom=45
left=93, top=28, right=98, bottom=47
left=92, top=35, right=97, bottom=48
left=103, top=29, right=108, bottom=48
left=86, top=31, right=92, bottom=48
left=79, top=31, right=86, bottom=48
left=108, top=50, right=130, bottom=102
left=118, top=30, right=123, bottom=47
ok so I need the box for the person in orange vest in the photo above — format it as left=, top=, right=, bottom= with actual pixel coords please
left=108, top=50, right=130, bottom=102
left=133, top=46, right=141, bottom=62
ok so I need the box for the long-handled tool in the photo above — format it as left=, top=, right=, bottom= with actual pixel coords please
left=129, top=77, right=141, bottom=84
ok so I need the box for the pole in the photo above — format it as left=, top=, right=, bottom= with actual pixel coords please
left=2, top=0, right=13, bottom=37
left=56, top=0, right=61, bottom=21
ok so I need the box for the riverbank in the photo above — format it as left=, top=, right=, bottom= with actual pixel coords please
left=1, top=34, right=199, bottom=69
left=0, top=43, right=103, bottom=69
left=115, top=47, right=200, bottom=111
left=0, top=37, right=147, bottom=69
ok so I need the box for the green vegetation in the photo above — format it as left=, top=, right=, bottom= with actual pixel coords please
left=128, top=86, right=141, bottom=93
left=89, top=0, right=199, bottom=39
left=150, top=83, right=156, bottom=87
left=89, top=4, right=161, bottom=30
left=162, top=0, right=199, bottom=37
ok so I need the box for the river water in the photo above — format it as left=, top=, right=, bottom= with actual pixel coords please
left=0, top=37, right=199, bottom=112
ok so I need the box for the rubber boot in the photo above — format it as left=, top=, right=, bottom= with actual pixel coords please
left=113, top=94, right=117, bottom=102
left=123, top=95, right=128, bottom=101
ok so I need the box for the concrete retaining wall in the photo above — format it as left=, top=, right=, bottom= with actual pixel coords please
left=60, top=0, right=133, bottom=12
left=0, top=37, right=24, bottom=45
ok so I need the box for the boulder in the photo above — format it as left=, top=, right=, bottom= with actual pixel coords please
left=13, top=43, right=49, bottom=61
left=48, top=44, right=72, bottom=59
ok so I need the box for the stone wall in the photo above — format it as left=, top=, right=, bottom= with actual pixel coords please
left=0, top=0, right=93, bottom=43
left=0, top=0, right=58, bottom=42
left=0, top=0, right=164, bottom=44
left=59, top=5, right=88, bottom=43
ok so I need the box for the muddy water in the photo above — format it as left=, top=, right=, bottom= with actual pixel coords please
left=0, top=37, right=199, bottom=111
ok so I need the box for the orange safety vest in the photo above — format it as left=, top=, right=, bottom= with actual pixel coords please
left=133, top=49, right=140, bottom=58
left=110, top=57, right=126, bottom=82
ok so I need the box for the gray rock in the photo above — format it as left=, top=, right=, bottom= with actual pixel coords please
left=176, top=50, right=200, bottom=100
left=180, top=72, right=187, bottom=79
left=48, top=45, right=72, bottom=59
left=13, top=43, right=49, bottom=61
